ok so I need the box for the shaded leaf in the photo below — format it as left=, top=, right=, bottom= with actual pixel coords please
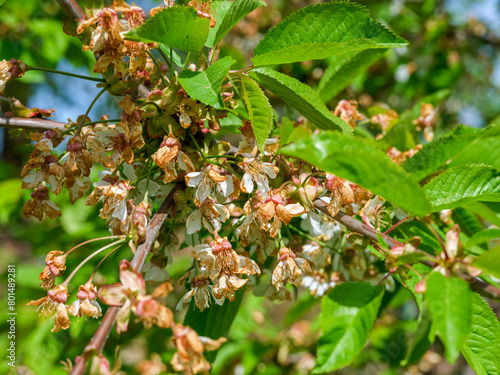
left=280, top=131, right=430, bottom=216
left=425, top=273, right=471, bottom=363
left=424, top=164, right=500, bottom=212
left=465, top=229, right=500, bottom=249
left=250, top=68, right=352, bottom=133
left=451, top=125, right=500, bottom=170
left=313, top=282, right=384, bottom=373
left=318, top=49, right=386, bottom=103
left=473, top=247, right=500, bottom=279
left=209, top=0, right=266, bottom=47
left=125, top=6, right=209, bottom=53
left=252, top=2, right=407, bottom=67
left=403, top=125, right=483, bottom=181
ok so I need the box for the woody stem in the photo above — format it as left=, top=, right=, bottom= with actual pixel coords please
left=69, top=183, right=182, bottom=375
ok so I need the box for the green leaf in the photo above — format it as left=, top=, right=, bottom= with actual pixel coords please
left=231, top=73, right=273, bottom=153
left=208, top=0, right=266, bottom=47
left=206, top=1, right=232, bottom=47
left=250, top=68, right=352, bottom=133
left=462, top=293, right=500, bottom=375
left=125, top=6, right=209, bottom=53
left=159, top=44, right=184, bottom=67
left=424, top=164, right=500, bottom=212
left=451, top=124, right=500, bottom=170
left=425, top=273, right=472, bottom=363
left=473, top=247, right=500, bottom=279
left=280, top=131, right=430, bottom=216
left=313, top=282, right=384, bottom=373
left=178, top=57, right=235, bottom=109
left=252, top=2, right=407, bottom=67
left=465, top=201, right=500, bottom=227
left=465, top=229, right=500, bottom=249
left=279, top=116, right=294, bottom=145
left=318, top=49, right=386, bottom=103
left=403, top=125, right=483, bottom=181
left=403, top=305, right=435, bottom=365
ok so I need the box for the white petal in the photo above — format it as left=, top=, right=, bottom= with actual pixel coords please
left=186, top=209, right=202, bottom=234
left=262, top=163, right=277, bottom=179
left=186, top=172, right=203, bottom=187
left=241, top=172, right=254, bottom=194
left=112, top=201, right=128, bottom=223
left=308, top=211, right=323, bottom=236
left=122, top=163, right=137, bottom=180
left=22, top=171, right=44, bottom=188
left=97, top=170, right=112, bottom=179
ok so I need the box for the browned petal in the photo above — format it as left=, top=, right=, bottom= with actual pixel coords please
left=152, top=144, right=178, bottom=169
left=27, top=296, right=48, bottom=306
left=51, top=304, right=70, bottom=332
left=208, top=169, right=226, bottom=183
left=186, top=330, right=204, bottom=354
left=155, top=305, right=173, bottom=328
left=151, top=281, right=174, bottom=298
left=42, top=200, right=62, bottom=219
left=276, top=204, right=293, bottom=225
left=257, top=201, right=276, bottom=222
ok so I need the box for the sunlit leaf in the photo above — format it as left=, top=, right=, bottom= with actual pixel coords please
left=125, top=6, right=210, bottom=53
left=313, top=282, right=384, bottom=373
left=280, top=131, right=430, bottom=216
left=462, top=293, right=500, bottom=375
left=252, top=2, right=407, bottom=67
left=250, top=68, right=351, bottom=133
left=231, top=73, right=273, bottom=153
left=424, top=164, right=500, bottom=212
left=425, top=273, right=471, bottom=363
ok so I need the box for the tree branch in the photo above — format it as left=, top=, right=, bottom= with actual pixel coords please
left=0, top=117, right=67, bottom=131
left=54, top=0, right=85, bottom=20
left=314, top=199, right=500, bottom=301
left=69, top=183, right=182, bottom=375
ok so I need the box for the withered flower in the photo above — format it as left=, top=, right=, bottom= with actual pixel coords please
left=170, top=323, right=226, bottom=374
left=68, top=281, right=102, bottom=319
left=272, top=247, right=312, bottom=291
left=23, top=185, right=62, bottom=220
left=39, top=250, right=66, bottom=289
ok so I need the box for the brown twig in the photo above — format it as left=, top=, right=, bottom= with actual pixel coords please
left=54, top=0, right=85, bottom=20
left=314, top=199, right=500, bottom=301
left=0, top=117, right=67, bottom=131
left=69, top=184, right=182, bottom=375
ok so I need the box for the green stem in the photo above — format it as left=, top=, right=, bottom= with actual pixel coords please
left=183, top=53, right=192, bottom=70
left=76, top=84, right=110, bottom=136
left=26, top=65, right=106, bottom=82
left=158, top=47, right=173, bottom=74
left=170, top=47, right=174, bottom=81
left=146, top=49, right=169, bottom=88
left=188, top=131, right=207, bottom=162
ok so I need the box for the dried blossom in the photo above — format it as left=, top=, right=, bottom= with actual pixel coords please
left=39, top=251, right=66, bottom=289
left=23, top=185, right=62, bottom=220
left=68, top=281, right=102, bottom=319
left=272, top=247, right=312, bottom=290
left=170, top=323, right=226, bottom=374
